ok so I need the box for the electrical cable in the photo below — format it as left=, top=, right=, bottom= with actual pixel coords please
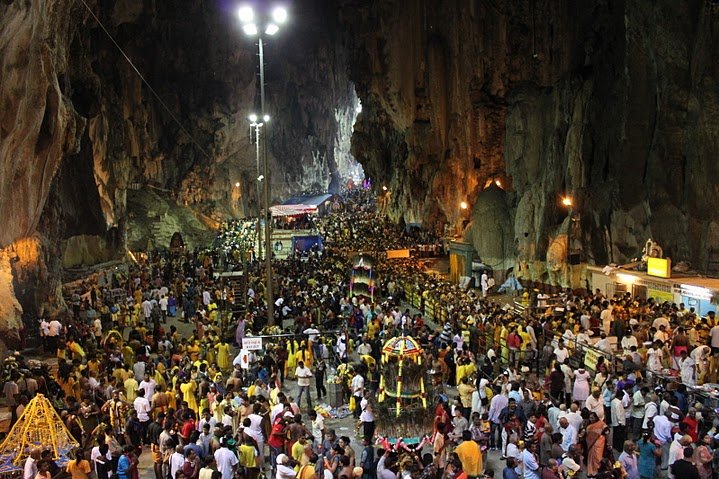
left=79, top=0, right=213, bottom=161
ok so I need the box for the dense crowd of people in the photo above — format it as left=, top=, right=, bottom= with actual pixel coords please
left=4, top=187, right=719, bottom=479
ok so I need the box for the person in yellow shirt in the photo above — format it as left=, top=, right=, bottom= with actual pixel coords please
left=187, top=341, right=201, bottom=362
left=180, top=378, right=199, bottom=414
left=291, top=437, right=307, bottom=468
left=124, top=375, right=138, bottom=403
left=285, top=339, right=299, bottom=379
left=66, top=449, right=92, bottom=479
left=296, top=342, right=314, bottom=370
left=238, top=436, right=259, bottom=479
left=216, top=341, right=231, bottom=371
left=454, top=430, right=483, bottom=476
left=367, top=318, right=380, bottom=339
left=87, top=356, right=102, bottom=377
left=457, top=377, right=476, bottom=419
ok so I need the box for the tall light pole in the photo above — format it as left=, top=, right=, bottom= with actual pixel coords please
left=248, top=114, right=269, bottom=262
left=238, top=4, right=288, bottom=326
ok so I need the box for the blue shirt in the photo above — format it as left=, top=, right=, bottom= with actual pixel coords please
left=504, top=466, right=520, bottom=479
left=116, top=454, right=131, bottom=479
left=560, top=425, right=577, bottom=452
left=522, top=449, right=540, bottom=479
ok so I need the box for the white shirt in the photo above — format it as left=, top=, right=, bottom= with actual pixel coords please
left=295, top=366, right=313, bottom=387
left=48, top=320, right=62, bottom=336
left=560, top=424, right=577, bottom=451
left=710, top=325, right=719, bottom=348
left=159, top=297, right=168, bottom=311
left=621, top=335, right=638, bottom=350
left=357, top=343, right=372, bottom=356
left=133, top=396, right=152, bottom=422
left=214, top=447, right=239, bottom=479
left=303, top=328, right=320, bottom=342
left=359, top=397, right=374, bottom=422
left=277, top=463, right=297, bottom=479
left=553, top=347, right=569, bottom=364
left=351, top=375, right=365, bottom=396
left=141, top=300, right=153, bottom=318
left=312, top=415, right=325, bottom=440
left=23, top=457, right=37, bottom=479
left=90, top=446, right=111, bottom=475
left=170, top=452, right=185, bottom=479
left=600, top=308, right=613, bottom=334
left=610, top=398, right=625, bottom=426
left=642, top=402, right=658, bottom=429
left=139, top=379, right=157, bottom=398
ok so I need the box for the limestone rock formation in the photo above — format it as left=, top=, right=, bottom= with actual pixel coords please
left=0, top=0, right=362, bottom=352
left=341, top=0, right=719, bottom=285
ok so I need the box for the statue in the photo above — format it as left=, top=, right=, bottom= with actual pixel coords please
left=641, top=238, right=663, bottom=261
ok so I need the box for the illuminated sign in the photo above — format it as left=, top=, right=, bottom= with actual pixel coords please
left=679, top=284, right=713, bottom=301
left=647, top=257, right=671, bottom=278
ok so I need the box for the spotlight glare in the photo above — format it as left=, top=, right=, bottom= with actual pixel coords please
left=248, top=114, right=258, bottom=122
left=265, top=23, right=279, bottom=36
left=272, top=7, right=288, bottom=24
left=242, top=23, right=258, bottom=36
left=237, top=5, right=254, bottom=23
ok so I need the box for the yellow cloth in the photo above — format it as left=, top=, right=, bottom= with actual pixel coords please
left=180, top=381, right=199, bottom=413
left=217, top=343, right=231, bottom=370
left=124, top=377, right=138, bottom=403
left=455, top=439, right=483, bottom=476
left=295, top=348, right=313, bottom=369
left=458, top=383, right=475, bottom=408
left=239, top=444, right=257, bottom=468
left=291, top=440, right=305, bottom=464
left=66, top=459, right=91, bottom=479
left=187, top=344, right=201, bottom=362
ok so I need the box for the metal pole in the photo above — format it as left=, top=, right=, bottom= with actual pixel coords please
left=258, top=36, right=275, bottom=325
left=254, top=123, right=262, bottom=261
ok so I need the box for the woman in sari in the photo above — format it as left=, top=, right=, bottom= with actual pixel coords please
left=585, top=411, right=609, bottom=477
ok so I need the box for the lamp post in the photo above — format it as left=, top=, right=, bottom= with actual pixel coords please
left=248, top=114, right=269, bottom=263
left=561, top=195, right=580, bottom=288
left=238, top=4, right=288, bottom=326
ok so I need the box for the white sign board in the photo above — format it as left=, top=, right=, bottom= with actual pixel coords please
left=242, top=337, right=263, bottom=351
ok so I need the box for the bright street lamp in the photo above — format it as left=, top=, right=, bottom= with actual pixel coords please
left=561, top=196, right=573, bottom=207
left=238, top=5, right=288, bottom=325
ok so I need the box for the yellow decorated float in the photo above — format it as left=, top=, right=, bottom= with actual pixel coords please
left=376, top=335, right=433, bottom=449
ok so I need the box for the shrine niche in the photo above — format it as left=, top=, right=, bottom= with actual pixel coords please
left=170, top=232, right=185, bottom=253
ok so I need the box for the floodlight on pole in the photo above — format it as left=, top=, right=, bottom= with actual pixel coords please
left=237, top=4, right=289, bottom=326
left=265, top=24, right=279, bottom=35
left=242, top=23, right=258, bottom=36
left=272, top=7, right=288, bottom=24
left=238, top=5, right=254, bottom=23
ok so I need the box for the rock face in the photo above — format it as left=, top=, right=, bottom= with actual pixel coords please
left=1, top=0, right=719, bottom=350
left=342, top=0, right=719, bottom=284
left=0, top=0, right=361, bottom=349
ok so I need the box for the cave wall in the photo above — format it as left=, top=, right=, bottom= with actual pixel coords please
left=0, top=0, right=361, bottom=348
left=342, top=0, right=719, bottom=283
